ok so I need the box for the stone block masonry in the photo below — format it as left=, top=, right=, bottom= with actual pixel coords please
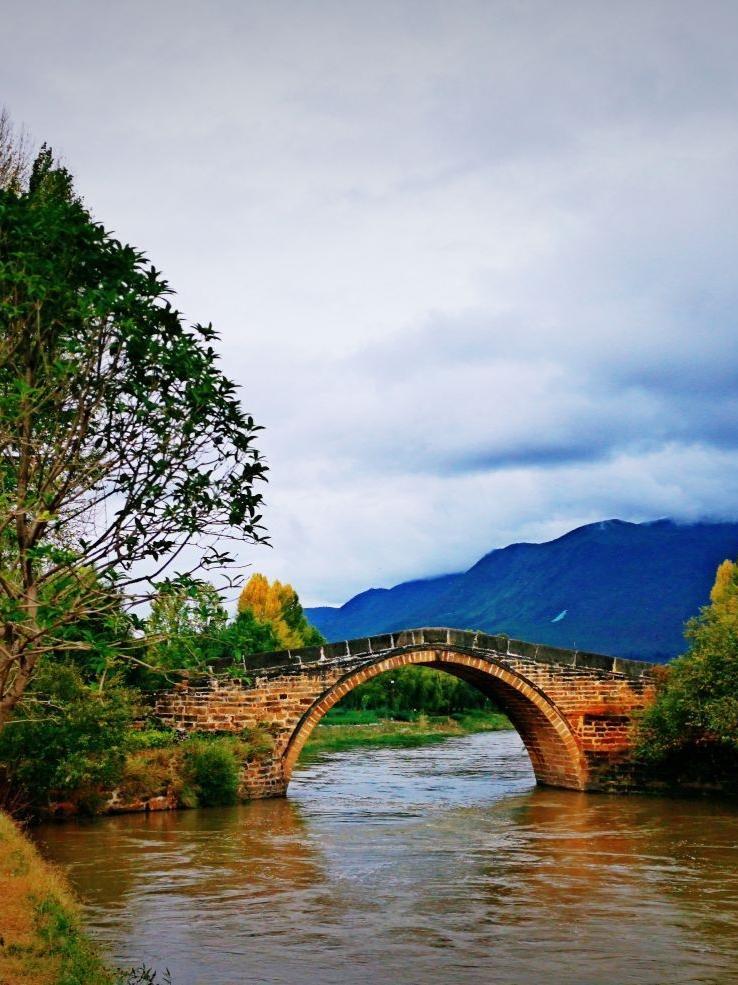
left=153, top=628, right=656, bottom=798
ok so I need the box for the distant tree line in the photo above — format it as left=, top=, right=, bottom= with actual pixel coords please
left=340, top=665, right=494, bottom=717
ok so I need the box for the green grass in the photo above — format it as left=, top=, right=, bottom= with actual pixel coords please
left=300, top=709, right=511, bottom=761
left=320, top=708, right=393, bottom=725
left=0, top=810, right=117, bottom=985
left=33, top=895, right=116, bottom=985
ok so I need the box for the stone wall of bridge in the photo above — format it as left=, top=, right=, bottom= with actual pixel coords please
left=153, top=628, right=656, bottom=797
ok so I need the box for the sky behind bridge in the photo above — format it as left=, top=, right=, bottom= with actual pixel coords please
left=3, top=1, right=738, bottom=605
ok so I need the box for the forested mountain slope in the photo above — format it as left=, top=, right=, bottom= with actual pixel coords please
left=306, top=520, right=738, bottom=661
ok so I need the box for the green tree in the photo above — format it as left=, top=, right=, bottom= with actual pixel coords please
left=0, top=661, right=133, bottom=814
left=51, top=573, right=141, bottom=687
left=638, top=558, right=738, bottom=764
left=145, top=579, right=230, bottom=671
left=237, top=573, right=324, bottom=649
left=219, top=609, right=282, bottom=665
left=159, top=573, right=326, bottom=676
left=0, top=146, right=267, bottom=725
left=140, top=578, right=283, bottom=681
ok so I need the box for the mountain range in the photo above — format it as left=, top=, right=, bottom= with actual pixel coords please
left=305, top=519, right=738, bottom=662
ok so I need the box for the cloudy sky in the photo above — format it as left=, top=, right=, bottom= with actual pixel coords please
left=3, top=1, right=738, bottom=605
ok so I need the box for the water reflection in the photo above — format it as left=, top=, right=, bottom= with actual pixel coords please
left=36, top=731, right=738, bottom=985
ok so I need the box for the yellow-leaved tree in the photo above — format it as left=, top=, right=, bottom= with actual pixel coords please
left=709, top=559, right=738, bottom=627
left=237, top=574, right=324, bottom=650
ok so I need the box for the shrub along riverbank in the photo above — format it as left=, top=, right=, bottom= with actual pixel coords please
left=50, top=727, right=275, bottom=819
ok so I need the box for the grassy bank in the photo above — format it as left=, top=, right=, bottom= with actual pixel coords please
left=299, top=708, right=512, bottom=761
left=0, top=811, right=116, bottom=985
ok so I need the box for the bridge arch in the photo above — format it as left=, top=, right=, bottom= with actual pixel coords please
left=282, top=647, right=587, bottom=790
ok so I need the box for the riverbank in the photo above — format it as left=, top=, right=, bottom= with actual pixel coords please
left=299, top=708, right=512, bottom=761
left=26, top=712, right=511, bottom=823
left=0, top=810, right=115, bottom=985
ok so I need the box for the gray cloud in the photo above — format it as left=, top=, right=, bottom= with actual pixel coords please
left=2, top=0, right=738, bottom=604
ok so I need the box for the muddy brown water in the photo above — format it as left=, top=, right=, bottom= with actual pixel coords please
left=35, top=731, right=738, bottom=985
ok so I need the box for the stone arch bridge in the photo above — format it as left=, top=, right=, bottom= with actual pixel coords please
left=154, top=628, right=656, bottom=797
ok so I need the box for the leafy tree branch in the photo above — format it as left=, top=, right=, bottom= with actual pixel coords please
left=0, top=140, right=267, bottom=724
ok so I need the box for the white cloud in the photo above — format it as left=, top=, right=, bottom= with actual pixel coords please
left=2, top=0, right=738, bottom=604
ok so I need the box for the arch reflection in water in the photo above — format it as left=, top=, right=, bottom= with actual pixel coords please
left=36, top=731, right=738, bottom=985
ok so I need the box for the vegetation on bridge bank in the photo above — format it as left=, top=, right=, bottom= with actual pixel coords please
left=0, top=573, right=319, bottom=820
left=635, top=558, right=738, bottom=795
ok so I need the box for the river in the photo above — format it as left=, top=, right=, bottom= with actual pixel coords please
left=35, top=731, right=738, bottom=985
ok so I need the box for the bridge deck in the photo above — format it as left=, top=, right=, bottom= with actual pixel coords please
left=212, top=627, right=655, bottom=680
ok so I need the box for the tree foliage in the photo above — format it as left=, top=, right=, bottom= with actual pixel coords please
left=237, top=573, right=324, bottom=649
left=140, top=577, right=282, bottom=680
left=638, top=558, right=738, bottom=762
left=0, top=107, right=30, bottom=193
left=0, top=144, right=267, bottom=723
left=0, top=661, right=133, bottom=813
left=145, top=579, right=229, bottom=671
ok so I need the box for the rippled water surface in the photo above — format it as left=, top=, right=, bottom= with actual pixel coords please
left=35, top=731, right=738, bottom=985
